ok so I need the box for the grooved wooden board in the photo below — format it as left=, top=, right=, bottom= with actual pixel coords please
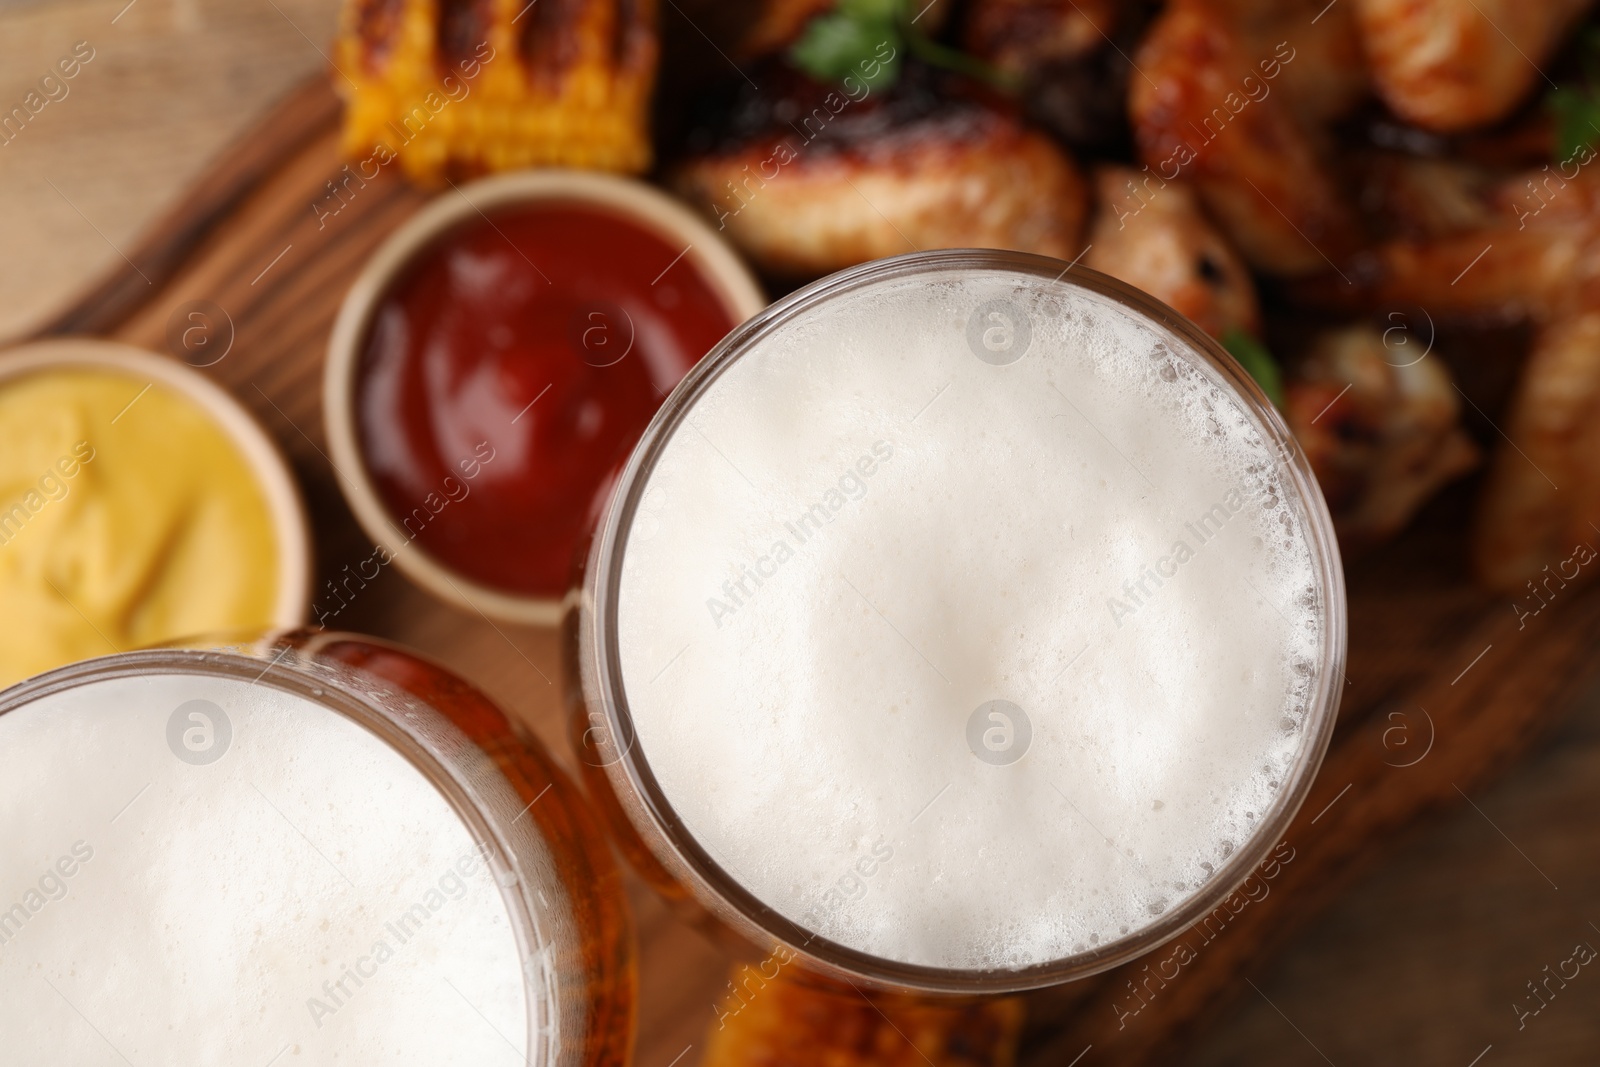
left=25, top=73, right=1600, bottom=1066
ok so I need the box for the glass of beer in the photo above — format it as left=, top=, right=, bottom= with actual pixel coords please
left=0, top=630, right=632, bottom=1063
left=569, top=250, right=1345, bottom=992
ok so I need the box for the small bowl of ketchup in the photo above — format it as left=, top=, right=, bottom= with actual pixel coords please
left=326, top=171, right=764, bottom=624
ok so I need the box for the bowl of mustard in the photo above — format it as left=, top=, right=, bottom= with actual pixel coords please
left=0, top=339, right=310, bottom=686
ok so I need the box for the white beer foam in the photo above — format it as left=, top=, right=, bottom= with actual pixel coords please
left=617, top=270, right=1325, bottom=970
left=0, top=673, right=529, bottom=1061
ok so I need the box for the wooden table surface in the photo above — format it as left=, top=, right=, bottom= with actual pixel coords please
left=4, top=2, right=1599, bottom=1064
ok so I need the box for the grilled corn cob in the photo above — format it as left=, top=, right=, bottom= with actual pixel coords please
left=335, top=0, right=658, bottom=182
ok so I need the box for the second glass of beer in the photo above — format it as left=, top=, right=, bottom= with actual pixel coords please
left=569, top=250, right=1346, bottom=993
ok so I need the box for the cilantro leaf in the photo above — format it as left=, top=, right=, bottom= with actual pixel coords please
left=1548, top=26, right=1600, bottom=163
left=838, top=0, right=904, bottom=21
left=1549, top=86, right=1600, bottom=164
left=789, top=0, right=1005, bottom=91
left=1222, top=328, right=1285, bottom=408
left=790, top=11, right=903, bottom=89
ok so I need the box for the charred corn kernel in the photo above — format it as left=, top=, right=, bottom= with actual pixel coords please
left=334, top=0, right=657, bottom=183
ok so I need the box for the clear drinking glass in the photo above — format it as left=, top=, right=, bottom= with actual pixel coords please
left=0, top=630, right=633, bottom=1063
left=567, top=249, right=1346, bottom=995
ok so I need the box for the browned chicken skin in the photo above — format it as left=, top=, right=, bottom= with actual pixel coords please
left=1357, top=167, right=1600, bottom=321
left=964, top=0, right=1122, bottom=76
left=1478, top=310, right=1600, bottom=591
left=1084, top=164, right=1261, bottom=337
left=1328, top=166, right=1600, bottom=586
left=1129, top=0, right=1366, bottom=276
left=1285, top=325, right=1479, bottom=546
left=1353, top=152, right=1501, bottom=241
left=672, top=72, right=1087, bottom=279
left=1208, top=0, right=1368, bottom=124
left=961, top=0, right=1159, bottom=152
left=1355, top=0, right=1594, bottom=132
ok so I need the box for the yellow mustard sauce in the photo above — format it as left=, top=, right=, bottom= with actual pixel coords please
left=0, top=368, right=279, bottom=685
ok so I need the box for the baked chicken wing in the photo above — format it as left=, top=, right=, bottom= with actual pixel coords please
left=672, top=69, right=1087, bottom=279
left=964, top=0, right=1122, bottom=76
left=1354, top=0, right=1594, bottom=132
left=1129, top=0, right=1365, bottom=276
left=1285, top=325, right=1479, bottom=546
left=1084, top=164, right=1261, bottom=338
left=1333, top=166, right=1600, bottom=586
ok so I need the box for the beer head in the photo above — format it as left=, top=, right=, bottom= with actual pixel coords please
left=580, top=250, right=1345, bottom=991
left=0, top=642, right=628, bottom=1063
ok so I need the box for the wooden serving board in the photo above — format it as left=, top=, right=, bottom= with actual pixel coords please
left=30, top=73, right=1600, bottom=1066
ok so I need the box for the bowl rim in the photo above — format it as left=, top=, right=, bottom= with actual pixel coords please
left=324, top=169, right=767, bottom=626
left=0, top=337, right=312, bottom=629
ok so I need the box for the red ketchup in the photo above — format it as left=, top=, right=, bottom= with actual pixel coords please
left=356, top=202, right=739, bottom=598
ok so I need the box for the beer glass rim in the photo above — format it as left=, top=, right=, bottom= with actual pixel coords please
left=0, top=641, right=559, bottom=1059
left=585, top=249, right=1347, bottom=994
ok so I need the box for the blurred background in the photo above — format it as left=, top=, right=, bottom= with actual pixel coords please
left=3, top=0, right=1599, bottom=1063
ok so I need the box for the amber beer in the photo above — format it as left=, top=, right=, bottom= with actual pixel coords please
left=571, top=250, right=1346, bottom=991
left=0, top=632, right=632, bottom=1065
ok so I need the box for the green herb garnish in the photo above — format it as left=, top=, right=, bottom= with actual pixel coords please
left=789, top=0, right=904, bottom=90
left=1548, top=27, right=1600, bottom=163
left=789, top=0, right=1006, bottom=91
left=1222, top=328, right=1285, bottom=408
left=1550, top=87, right=1600, bottom=164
